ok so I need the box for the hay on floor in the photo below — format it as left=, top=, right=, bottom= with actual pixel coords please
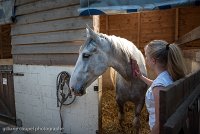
left=102, top=88, right=151, bottom=134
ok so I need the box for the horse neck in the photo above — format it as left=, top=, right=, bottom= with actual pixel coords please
left=108, top=42, right=133, bottom=81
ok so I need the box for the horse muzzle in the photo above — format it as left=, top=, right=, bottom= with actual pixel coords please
left=71, top=87, right=86, bottom=96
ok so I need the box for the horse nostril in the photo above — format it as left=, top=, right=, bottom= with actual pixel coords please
left=80, top=90, right=84, bottom=95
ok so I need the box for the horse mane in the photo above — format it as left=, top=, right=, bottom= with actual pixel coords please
left=80, top=32, right=143, bottom=62
left=99, top=33, right=141, bottom=61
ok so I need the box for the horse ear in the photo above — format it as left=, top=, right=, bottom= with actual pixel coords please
left=86, top=25, right=100, bottom=43
left=86, top=28, right=90, bottom=38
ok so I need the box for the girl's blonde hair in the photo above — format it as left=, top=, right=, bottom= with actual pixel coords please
left=146, top=40, right=187, bottom=81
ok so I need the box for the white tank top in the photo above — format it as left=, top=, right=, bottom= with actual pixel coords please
left=145, top=70, right=173, bottom=130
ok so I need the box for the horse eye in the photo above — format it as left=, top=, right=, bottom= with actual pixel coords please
left=82, top=53, right=90, bottom=59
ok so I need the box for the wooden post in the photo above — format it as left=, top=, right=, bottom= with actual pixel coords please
left=93, top=15, right=100, bottom=32
left=159, top=89, right=167, bottom=134
left=175, top=8, right=179, bottom=41
left=106, top=15, right=109, bottom=34
left=0, top=26, right=2, bottom=59
left=137, top=13, right=141, bottom=48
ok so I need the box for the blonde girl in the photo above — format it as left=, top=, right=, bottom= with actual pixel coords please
left=134, top=40, right=187, bottom=134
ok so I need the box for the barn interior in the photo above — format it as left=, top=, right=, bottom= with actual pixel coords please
left=0, top=0, right=199, bottom=133
left=96, top=5, right=200, bottom=134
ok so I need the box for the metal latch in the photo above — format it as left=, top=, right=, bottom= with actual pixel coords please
left=94, top=86, right=98, bottom=91
left=13, top=73, right=24, bottom=76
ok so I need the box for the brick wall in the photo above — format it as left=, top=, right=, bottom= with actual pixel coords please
left=13, top=65, right=99, bottom=134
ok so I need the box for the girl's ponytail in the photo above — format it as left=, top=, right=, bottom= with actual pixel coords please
left=167, top=44, right=187, bottom=81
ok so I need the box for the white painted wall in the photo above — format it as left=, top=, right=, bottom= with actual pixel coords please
left=13, top=65, right=99, bottom=134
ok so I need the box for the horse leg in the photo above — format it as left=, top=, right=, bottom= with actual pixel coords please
left=116, top=97, right=125, bottom=126
left=133, top=101, right=144, bottom=134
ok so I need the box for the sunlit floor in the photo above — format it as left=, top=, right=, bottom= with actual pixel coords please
left=102, top=88, right=151, bottom=134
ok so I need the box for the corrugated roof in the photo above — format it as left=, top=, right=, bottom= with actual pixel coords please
left=79, top=0, right=200, bottom=15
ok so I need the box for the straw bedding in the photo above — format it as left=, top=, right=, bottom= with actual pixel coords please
left=102, top=88, right=150, bottom=134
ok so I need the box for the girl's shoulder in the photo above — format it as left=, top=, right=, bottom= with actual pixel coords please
left=152, top=71, right=173, bottom=88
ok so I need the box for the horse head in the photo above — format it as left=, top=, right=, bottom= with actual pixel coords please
left=69, top=26, right=111, bottom=96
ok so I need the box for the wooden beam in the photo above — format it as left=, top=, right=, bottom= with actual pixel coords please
left=15, top=0, right=80, bottom=16
left=15, top=5, right=80, bottom=25
left=175, top=26, right=200, bottom=46
left=11, top=29, right=86, bottom=45
left=12, top=17, right=92, bottom=35
left=15, top=0, right=39, bottom=6
left=13, top=54, right=79, bottom=65
left=137, top=13, right=141, bottom=48
left=93, top=16, right=100, bottom=32
left=163, top=83, right=200, bottom=134
left=106, top=15, right=109, bottom=34
left=0, top=27, right=2, bottom=59
left=175, top=8, right=179, bottom=41
left=12, top=42, right=82, bottom=54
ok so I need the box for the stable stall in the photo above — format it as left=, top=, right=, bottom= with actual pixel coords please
left=79, top=0, right=200, bottom=133
left=0, top=0, right=199, bottom=134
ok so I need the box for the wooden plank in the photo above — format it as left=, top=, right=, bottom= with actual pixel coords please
left=163, top=83, right=200, bottom=134
left=99, top=15, right=107, bottom=33
left=15, top=0, right=80, bottom=16
left=141, top=8, right=175, bottom=18
left=159, top=86, right=168, bottom=134
left=12, top=42, right=82, bottom=54
left=175, top=8, right=179, bottom=41
left=163, top=78, right=185, bottom=119
left=178, top=7, right=200, bottom=40
left=137, top=13, right=140, bottom=47
left=175, top=26, right=200, bottom=45
left=15, top=5, right=80, bottom=25
left=93, top=16, right=100, bottom=32
left=141, top=15, right=175, bottom=23
left=11, top=29, right=86, bottom=45
left=140, top=34, right=174, bottom=40
left=12, top=17, right=92, bottom=35
left=160, top=71, right=199, bottom=126
left=0, top=27, right=2, bottom=59
left=141, top=21, right=175, bottom=29
left=108, top=30, right=138, bottom=43
left=98, top=76, right=102, bottom=134
left=108, top=14, right=138, bottom=30
left=0, top=59, right=13, bottom=65
left=141, top=27, right=174, bottom=34
left=106, top=15, right=108, bottom=34
left=7, top=72, right=15, bottom=117
left=13, top=54, right=79, bottom=65
left=179, top=6, right=200, bottom=14
left=15, top=0, right=39, bottom=6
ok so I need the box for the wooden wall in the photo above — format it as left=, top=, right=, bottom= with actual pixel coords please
left=100, top=6, right=200, bottom=89
left=0, top=24, right=12, bottom=59
left=12, top=0, right=93, bottom=65
left=12, top=1, right=200, bottom=65
left=100, top=6, right=200, bottom=51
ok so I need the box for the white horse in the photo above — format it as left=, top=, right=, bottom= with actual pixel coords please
left=69, top=26, right=147, bottom=133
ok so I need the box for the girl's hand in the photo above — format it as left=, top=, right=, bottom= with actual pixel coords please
left=134, top=63, right=142, bottom=78
left=131, top=59, right=142, bottom=78
left=131, top=59, right=153, bottom=86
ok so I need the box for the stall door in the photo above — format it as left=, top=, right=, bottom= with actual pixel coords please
left=0, top=65, right=16, bottom=124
